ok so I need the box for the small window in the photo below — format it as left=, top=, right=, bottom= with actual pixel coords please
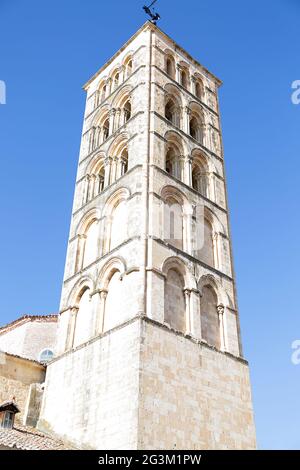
left=39, top=349, right=54, bottom=363
left=181, top=70, right=188, bottom=89
left=103, top=119, right=110, bottom=141
left=2, top=411, right=14, bottom=429
left=124, top=100, right=131, bottom=122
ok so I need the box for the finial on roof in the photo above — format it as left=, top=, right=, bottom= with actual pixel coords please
left=143, top=0, right=161, bottom=25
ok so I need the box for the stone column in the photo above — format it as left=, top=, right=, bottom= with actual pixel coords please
left=104, top=156, right=112, bottom=187
left=114, top=108, right=121, bottom=131
left=190, top=289, right=201, bottom=339
left=213, top=232, right=221, bottom=270
left=176, top=64, right=182, bottom=83
left=95, top=289, right=108, bottom=336
left=66, top=307, right=79, bottom=351
left=184, top=289, right=192, bottom=335
left=184, top=154, right=193, bottom=186
left=185, top=209, right=193, bottom=255
left=90, top=174, right=96, bottom=199
left=217, top=304, right=227, bottom=351
left=109, top=108, right=116, bottom=135
left=183, top=106, right=191, bottom=134
left=191, top=76, right=196, bottom=96
left=82, top=175, right=90, bottom=204
left=89, top=127, right=96, bottom=153
left=111, top=156, right=118, bottom=183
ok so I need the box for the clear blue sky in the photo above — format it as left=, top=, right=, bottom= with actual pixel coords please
left=0, top=0, right=299, bottom=450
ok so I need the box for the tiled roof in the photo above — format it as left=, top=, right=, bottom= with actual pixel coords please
left=0, top=351, right=45, bottom=366
left=0, top=314, right=58, bottom=335
left=0, top=425, right=70, bottom=450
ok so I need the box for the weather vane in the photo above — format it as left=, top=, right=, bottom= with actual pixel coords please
left=143, top=0, right=161, bottom=25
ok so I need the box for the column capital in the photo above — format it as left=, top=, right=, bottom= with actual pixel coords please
left=78, top=234, right=87, bottom=241
left=183, top=288, right=192, bottom=296
left=217, top=304, right=225, bottom=315
left=105, top=156, right=113, bottom=165
left=70, top=306, right=79, bottom=315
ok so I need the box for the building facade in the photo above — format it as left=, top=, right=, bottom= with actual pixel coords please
left=0, top=315, right=57, bottom=363
left=38, top=22, right=256, bottom=450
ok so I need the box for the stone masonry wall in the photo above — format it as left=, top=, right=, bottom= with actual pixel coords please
left=0, top=320, right=57, bottom=362
left=138, top=319, right=256, bottom=450
left=0, top=353, right=45, bottom=425
left=39, top=319, right=141, bottom=450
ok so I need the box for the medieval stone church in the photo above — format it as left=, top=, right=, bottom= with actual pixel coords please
left=0, top=22, right=256, bottom=450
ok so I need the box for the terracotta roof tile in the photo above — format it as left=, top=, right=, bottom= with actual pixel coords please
left=0, top=425, right=71, bottom=450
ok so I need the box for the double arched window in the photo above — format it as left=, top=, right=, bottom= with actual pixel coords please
left=95, top=55, right=134, bottom=108
left=83, top=155, right=106, bottom=204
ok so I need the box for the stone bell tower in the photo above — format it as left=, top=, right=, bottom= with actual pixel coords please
left=38, top=22, right=256, bottom=450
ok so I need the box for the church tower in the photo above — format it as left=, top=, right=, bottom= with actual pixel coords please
left=38, top=22, right=256, bottom=450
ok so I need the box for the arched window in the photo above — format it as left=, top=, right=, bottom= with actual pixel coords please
left=85, top=162, right=105, bottom=203
left=164, top=268, right=185, bottom=332
left=124, top=100, right=131, bottom=122
left=83, top=220, right=99, bottom=267
left=190, top=117, right=202, bottom=141
left=73, top=288, right=92, bottom=348
left=39, top=349, right=54, bottom=363
left=200, top=285, right=220, bottom=348
left=113, top=72, right=119, bottom=91
left=166, top=147, right=183, bottom=181
left=97, top=165, right=105, bottom=193
left=195, top=80, right=203, bottom=100
left=101, top=84, right=107, bottom=101
left=120, top=148, right=128, bottom=176
left=125, top=59, right=133, bottom=78
left=103, top=118, right=110, bottom=142
left=197, top=218, right=214, bottom=267
left=98, top=82, right=107, bottom=103
left=192, top=162, right=208, bottom=197
left=166, top=56, right=175, bottom=79
left=165, top=99, right=180, bottom=127
left=181, top=69, right=188, bottom=89
left=110, top=200, right=127, bottom=250
left=103, top=271, right=123, bottom=332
